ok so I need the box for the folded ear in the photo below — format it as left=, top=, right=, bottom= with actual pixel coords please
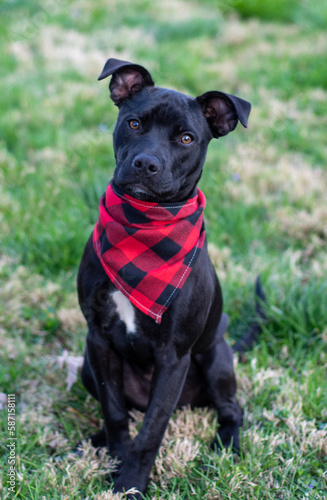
left=196, top=91, right=251, bottom=138
left=98, top=58, right=155, bottom=105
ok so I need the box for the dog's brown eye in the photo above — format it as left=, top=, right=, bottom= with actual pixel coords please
left=129, top=120, right=140, bottom=130
left=181, top=134, right=193, bottom=144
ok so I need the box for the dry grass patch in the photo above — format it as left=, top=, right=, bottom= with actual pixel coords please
left=227, top=144, right=327, bottom=208
left=276, top=206, right=327, bottom=243
left=35, top=442, right=118, bottom=498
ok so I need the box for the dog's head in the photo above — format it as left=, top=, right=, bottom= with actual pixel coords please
left=98, top=58, right=251, bottom=202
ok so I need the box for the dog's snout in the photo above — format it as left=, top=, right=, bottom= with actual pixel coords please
left=132, top=154, right=161, bottom=175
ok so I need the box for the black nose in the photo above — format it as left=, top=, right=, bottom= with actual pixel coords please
left=132, top=154, right=161, bottom=175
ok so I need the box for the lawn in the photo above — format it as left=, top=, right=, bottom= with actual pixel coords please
left=0, top=0, right=327, bottom=498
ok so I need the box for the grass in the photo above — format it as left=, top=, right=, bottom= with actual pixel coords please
left=1, top=0, right=327, bottom=498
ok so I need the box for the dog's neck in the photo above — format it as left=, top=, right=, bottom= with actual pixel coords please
left=111, top=181, right=199, bottom=218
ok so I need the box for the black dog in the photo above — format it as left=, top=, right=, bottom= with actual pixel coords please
left=77, top=58, right=252, bottom=498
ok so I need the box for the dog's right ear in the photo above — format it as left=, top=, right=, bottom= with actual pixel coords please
left=196, top=91, right=251, bottom=138
left=98, top=58, right=155, bottom=106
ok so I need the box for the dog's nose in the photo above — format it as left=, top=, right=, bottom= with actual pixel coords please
left=132, top=154, right=161, bottom=175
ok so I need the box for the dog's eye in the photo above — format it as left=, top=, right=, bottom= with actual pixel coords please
left=181, top=134, right=193, bottom=144
left=129, top=120, right=140, bottom=130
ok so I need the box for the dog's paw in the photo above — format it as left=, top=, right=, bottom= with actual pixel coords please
left=113, top=468, right=146, bottom=499
left=211, top=422, right=241, bottom=455
left=113, top=480, right=143, bottom=499
left=73, top=429, right=108, bottom=458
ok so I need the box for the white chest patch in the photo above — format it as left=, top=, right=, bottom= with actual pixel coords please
left=111, top=290, right=137, bottom=334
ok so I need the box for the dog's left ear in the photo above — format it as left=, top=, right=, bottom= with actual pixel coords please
left=98, top=58, right=155, bottom=106
left=196, top=91, right=251, bottom=138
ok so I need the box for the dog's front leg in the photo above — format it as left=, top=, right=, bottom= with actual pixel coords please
left=113, top=350, right=191, bottom=498
left=86, top=330, right=132, bottom=463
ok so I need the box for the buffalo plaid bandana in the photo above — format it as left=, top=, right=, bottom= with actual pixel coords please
left=93, top=182, right=206, bottom=324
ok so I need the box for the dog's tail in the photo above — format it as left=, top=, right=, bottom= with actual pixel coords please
left=233, top=276, right=266, bottom=353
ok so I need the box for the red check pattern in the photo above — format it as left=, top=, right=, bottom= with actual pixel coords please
left=93, top=182, right=206, bottom=324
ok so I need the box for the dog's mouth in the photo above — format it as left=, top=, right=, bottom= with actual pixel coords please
left=118, top=183, right=163, bottom=201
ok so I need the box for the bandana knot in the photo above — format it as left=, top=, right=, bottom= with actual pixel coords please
left=93, top=182, right=206, bottom=324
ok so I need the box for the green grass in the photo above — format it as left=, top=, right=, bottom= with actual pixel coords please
left=1, top=0, right=327, bottom=498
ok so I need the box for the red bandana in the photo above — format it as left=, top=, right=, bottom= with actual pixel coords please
left=93, top=182, right=206, bottom=324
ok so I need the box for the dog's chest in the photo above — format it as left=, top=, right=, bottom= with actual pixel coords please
left=112, top=290, right=137, bottom=334
left=108, top=289, right=153, bottom=361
